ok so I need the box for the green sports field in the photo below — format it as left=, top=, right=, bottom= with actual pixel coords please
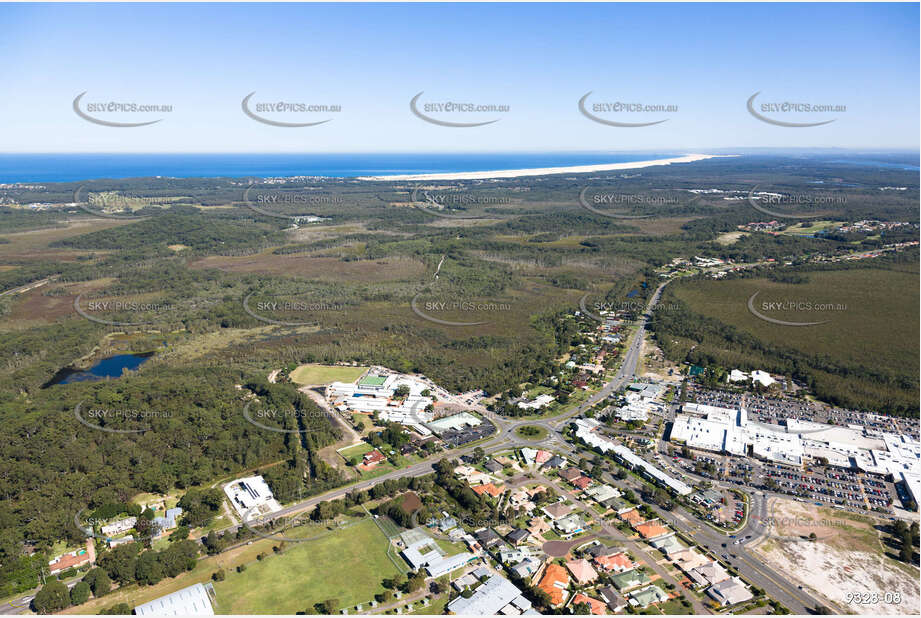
left=212, top=517, right=400, bottom=614
left=289, top=364, right=369, bottom=385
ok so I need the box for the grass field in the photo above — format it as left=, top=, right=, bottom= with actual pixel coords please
left=409, top=595, right=450, bottom=614
left=338, top=441, right=374, bottom=462
left=289, top=363, right=368, bottom=385
left=213, top=517, right=400, bottom=614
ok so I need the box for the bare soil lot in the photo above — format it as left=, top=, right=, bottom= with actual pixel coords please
left=751, top=497, right=919, bottom=615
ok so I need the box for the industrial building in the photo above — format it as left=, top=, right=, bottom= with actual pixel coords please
left=134, top=582, right=216, bottom=616
left=223, top=475, right=281, bottom=521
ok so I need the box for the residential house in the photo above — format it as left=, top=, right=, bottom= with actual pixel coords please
left=571, top=476, right=592, bottom=491
left=472, top=483, right=504, bottom=498
left=475, top=528, right=503, bottom=549
left=689, top=561, right=731, bottom=588
left=528, top=517, right=551, bottom=537
left=594, top=552, right=634, bottom=573
left=506, top=528, right=531, bottom=546
left=649, top=533, right=683, bottom=556
left=558, top=468, right=583, bottom=483
left=100, top=517, right=136, bottom=537
left=554, top=513, right=585, bottom=537
left=510, top=557, right=541, bottom=580
left=629, top=585, right=669, bottom=609
left=617, top=508, right=644, bottom=526
left=707, top=577, right=753, bottom=606
left=484, top=459, right=504, bottom=473
left=363, top=449, right=386, bottom=467
left=634, top=519, right=670, bottom=539
left=537, top=563, right=570, bottom=607
left=542, top=503, right=573, bottom=520
left=500, top=546, right=538, bottom=566
left=610, top=568, right=651, bottom=592
left=670, top=549, right=710, bottom=573
left=598, top=586, right=627, bottom=613
left=569, top=593, right=607, bottom=615
left=565, top=558, right=599, bottom=585
left=584, top=485, right=621, bottom=504
left=48, top=549, right=91, bottom=575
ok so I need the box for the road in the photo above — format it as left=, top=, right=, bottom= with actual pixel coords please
left=221, top=277, right=827, bottom=613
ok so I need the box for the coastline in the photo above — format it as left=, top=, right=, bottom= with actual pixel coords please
left=357, top=153, right=731, bottom=181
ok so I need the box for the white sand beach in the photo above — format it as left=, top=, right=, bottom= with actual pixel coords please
left=357, top=153, right=731, bottom=181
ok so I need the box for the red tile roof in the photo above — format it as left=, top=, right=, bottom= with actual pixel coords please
left=595, top=552, right=633, bottom=573
left=363, top=449, right=386, bottom=464
left=571, top=593, right=607, bottom=615
left=538, top=563, right=570, bottom=607
left=48, top=550, right=90, bottom=573
left=472, top=483, right=504, bottom=497
left=635, top=520, right=670, bottom=539
left=618, top=508, right=644, bottom=525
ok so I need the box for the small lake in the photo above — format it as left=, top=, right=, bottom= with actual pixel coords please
left=46, top=353, right=153, bottom=386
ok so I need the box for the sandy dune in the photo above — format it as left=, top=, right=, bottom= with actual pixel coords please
left=358, top=153, right=733, bottom=181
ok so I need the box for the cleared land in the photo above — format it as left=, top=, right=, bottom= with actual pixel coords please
left=289, top=363, right=368, bottom=385
left=751, top=497, right=920, bottom=615
left=213, top=517, right=400, bottom=614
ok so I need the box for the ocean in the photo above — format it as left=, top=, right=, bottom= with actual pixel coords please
left=0, top=153, right=678, bottom=183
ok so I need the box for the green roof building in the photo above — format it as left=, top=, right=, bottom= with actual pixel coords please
left=610, top=568, right=651, bottom=591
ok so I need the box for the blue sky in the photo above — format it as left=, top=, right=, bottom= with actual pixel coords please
left=0, top=2, right=917, bottom=152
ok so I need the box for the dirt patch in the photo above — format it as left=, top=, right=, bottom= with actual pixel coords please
left=715, top=231, right=749, bottom=245
left=751, top=497, right=919, bottom=615
left=190, top=253, right=425, bottom=282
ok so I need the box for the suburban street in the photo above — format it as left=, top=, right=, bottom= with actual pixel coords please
left=220, top=279, right=827, bottom=615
